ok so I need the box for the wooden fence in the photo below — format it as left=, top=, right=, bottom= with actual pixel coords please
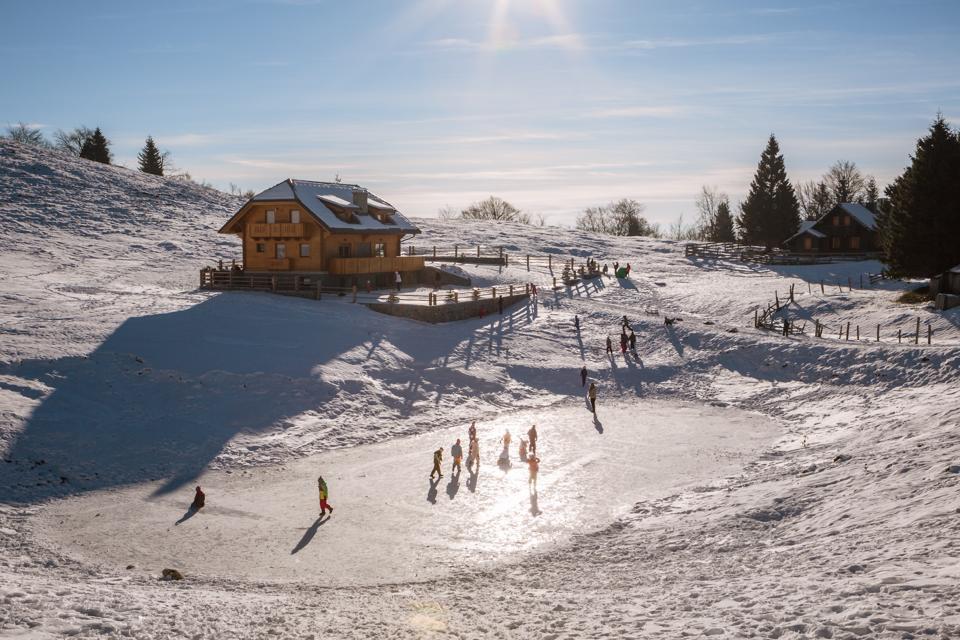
left=686, top=242, right=882, bottom=265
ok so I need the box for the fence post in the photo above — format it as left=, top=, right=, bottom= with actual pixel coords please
left=856, top=325, right=859, bottom=340
left=477, top=245, right=481, bottom=258
left=807, top=281, right=811, bottom=294
left=775, top=291, right=779, bottom=310
left=509, top=285, right=514, bottom=296
left=271, top=275, right=277, bottom=292
left=876, top=324, right=880, bottom=342
left=755, top=308, right=758, bottom=328
left=859, top=274, right=863, bottom=289
left=839, top=325, right=843, bottom=339
left=915, top=317, right=920, bottom=344
left=352, top=284, right=357, bottom=303
left=846, top=322, right=850, bottom=340
left=315, top=283, right=321, bottom=300
left=928, top=325, right=932, bottom=345
left=454, top=291, right=458, bottom=303
left=553, top=276, right=557, bottom=288
left=849, top=277, right=853, bottom=291
left=492, top=287, right=496, bottom=299
left=898, top=329, right=901, bottom=344
left=526, top=255, right=530, bottom=271
left=455, top=245, right=458, bottom=258
left=548, top=255, right=552, bottom=270
left=820, top=280, right=825, bottom=294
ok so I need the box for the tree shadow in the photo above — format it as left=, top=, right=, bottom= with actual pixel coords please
left=291, top=516, right=329, bottom=554
left=426, top=477, right=440, bottom=504
left=446, top=469, right=461, bottom=500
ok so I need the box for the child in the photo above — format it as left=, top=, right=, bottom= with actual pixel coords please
left=468, top=438, right=480, bottom=471
left=190, top=486, right=205, bottom=511
left=430, top=448, right=444, bottom=480
left=527, top=456, right=540, bottom=491
left=451, top=439, right=463, bottom=474
left=588, top=382, right=598, bottom=413
left=317, top=476, right=333, bottom=517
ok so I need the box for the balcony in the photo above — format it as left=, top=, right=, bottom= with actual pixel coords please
left=249, top=223, right=305, bottom=238
left=265, top=258, right=290, bottom=270
left=327, top=255, right=425, bottom=275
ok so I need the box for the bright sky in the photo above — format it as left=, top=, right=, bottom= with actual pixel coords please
left=4, top=0, right=959, bottom=226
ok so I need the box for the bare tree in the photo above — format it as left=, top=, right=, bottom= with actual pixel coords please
left=667, top=213, right=700, bottom=241
left=795, top=180, right=832, bottom=220
left=437, top=205, right=458, bottom=220
left=461, top=196, right=531, bottom=224
left=575, top=206, right=610, bottom=233
left=53, top=126, right=94, bottom=156
left=4, top=122, right=49, bottom=147
left=694, top=186, right=730, bottom=240
left=825, top=160, right=866, bottom=204
left=576, top=199, right=660, bottom=237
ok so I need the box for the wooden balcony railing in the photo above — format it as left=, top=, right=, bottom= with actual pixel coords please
left=249, top=223, right=305, bottom=238
left=327, top=255, right=425, bottom=275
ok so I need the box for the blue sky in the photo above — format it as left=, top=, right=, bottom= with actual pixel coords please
left=4, top=0, right=960, bottom=226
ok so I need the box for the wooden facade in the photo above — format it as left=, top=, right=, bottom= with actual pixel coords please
left=218, top=180, right=421, bottom=275
left=783, top=203, right=879, bottom=254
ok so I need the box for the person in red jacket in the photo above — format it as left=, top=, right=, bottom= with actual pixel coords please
left=190, top=486, right=205, bottom=510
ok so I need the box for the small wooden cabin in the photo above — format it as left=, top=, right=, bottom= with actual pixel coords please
left=783, top=203, right=879, bottom=253
left=218, top=179, right=422, bottom=276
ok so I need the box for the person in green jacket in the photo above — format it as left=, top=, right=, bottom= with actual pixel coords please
left=430, top=448, right=444, bottom=480
left=318, top=476, right=333, bottom=517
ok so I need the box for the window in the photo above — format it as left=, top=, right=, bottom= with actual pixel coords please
left=832, top=215, right=840, bottom=226
left=849, top=236, right=861, bottom=250
left=843, top=215, right=851, bottom=226
left=356, top=242, right=372, bottom=258
left=276, top=243, right=286, bottom=259
left=374, top=242, right=386, bottom=257
left=256, top=242, right=266, bottom=253
left=299, top=243, right=310, bottom=257
left=831, top=237, right=841, bottom=250
left=291, top=210, right=300, bottom=224
left=338, top=244, right=351, bottom=258
left=266, top=209, right=276, bottom=224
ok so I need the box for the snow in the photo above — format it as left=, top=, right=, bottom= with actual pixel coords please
left=2, top=138, right=960, bottom=638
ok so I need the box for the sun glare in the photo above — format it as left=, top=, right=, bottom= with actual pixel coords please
left=488, top=0, right=581, bottom=51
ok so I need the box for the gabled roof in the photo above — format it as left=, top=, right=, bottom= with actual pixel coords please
left=836, top=203, right=877, bottom=231
left=783, top=220, right=826, bottom=244
left=219, top=179, right=420, bottom=235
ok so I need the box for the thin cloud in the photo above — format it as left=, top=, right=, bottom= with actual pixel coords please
left=584, top=106, right=685, bottom=119
left=623, top=34, right=773, bottom=50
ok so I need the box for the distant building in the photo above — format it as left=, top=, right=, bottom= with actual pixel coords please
left=783, top=203, right=878, bottom=254
left=930, top=264, right=960, bottom=296
left=218, top=179, right=422, bottom=277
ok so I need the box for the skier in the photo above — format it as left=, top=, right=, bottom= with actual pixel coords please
left=394, top=270, right=402, bottom=292
left=451, top=438, right=463, bottom=475
left=467, top=437, right=480, bottom=472
left=580, top=365, right=588, bottom=387
left=629, top=330, right=637, bottom=353
left=190, top=486, right=205, bottom=511
left=574, top=315, right=580, bottom=332
left=317, top=476, right=333, bottom=516
left=527, top=455, right=540, bottom=491
left=605, top=336, right=613, bottom=355
left=430, top=447, right=444, bottom=480
left=518, top=438, right=528, bottom=462
left=527, top=424, right=538, bottom=454
left=588, top=382, right=598, bottom=413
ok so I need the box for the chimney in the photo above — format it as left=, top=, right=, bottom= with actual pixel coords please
left=352, top=189, right=368, bottom=213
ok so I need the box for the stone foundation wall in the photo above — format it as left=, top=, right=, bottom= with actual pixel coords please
left=367, top=293, right=530, bottom=323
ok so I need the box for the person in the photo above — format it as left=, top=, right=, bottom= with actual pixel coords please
left=530, top=282, right=538, bottom=297
left=588, top=382, right=598, bottom=413
left=626, top=263, right=632, bottom=275
left=468, top=420, right=477, bottom=442
left=498, top=295, right=504, bottom=315
left=574, top=315, right=580, bottom=332
left=518, top=438, right=528, bottom=462
left=317, top=476, right=333, bottom=516
left=468, top=437, right=480, bottom=472
left=500, top=430, right=512, bottom=449
left=613, top=261, right=619, bottom=273
left=394, top=270, right=402, bottom=292
left=580, top=365, right=588, bottom=387
left=622, top=315, right=630, bottom=330
left=620, top=332, right=628, bottom=354
left=605, top=336, right=613, bottom=355
left=527, top=424, right=538, bottom=454
left=602, top=263, right=609, bottom=276
left=430, top=447, right=443, bottom=479
left=527, top=456, right=540, bottom=491
left=629, top=330, right=637, bottom=352
left=451, top=438, right=463, bottom=474
left=190, top=486, right=205, bottom=511
left=479, top=306, right=486, bottom=319
left=365, top=279, right=373, bottom=293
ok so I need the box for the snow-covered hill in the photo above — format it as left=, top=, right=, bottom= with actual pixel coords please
left=1, top=139, right=960, bottom=638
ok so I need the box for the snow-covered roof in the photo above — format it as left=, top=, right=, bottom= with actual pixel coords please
left=836, top=203, right=876, bottom=230
left=784, top=220, right=826, bottom=244
left=220, top=179, right=419, bottom=235
left=950, top=264, right=960, bottom=274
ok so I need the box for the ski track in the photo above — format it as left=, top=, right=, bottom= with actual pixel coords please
left=1, top=138, right=960, bottom=638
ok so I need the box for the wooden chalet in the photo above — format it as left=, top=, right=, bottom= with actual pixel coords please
left=783, top=203, right=879, bottom=254
left=218, top=179, right=422, bottom=282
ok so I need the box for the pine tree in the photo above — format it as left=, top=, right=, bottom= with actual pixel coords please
left=737, top=135, right=801, bottom=247
left=881, top=116, right=960, bottom=277
left=79, top=127, right=112, bottom=164
left=138, top=136, right=164, bottom=175
left=713, top=200, right=736, bottom=242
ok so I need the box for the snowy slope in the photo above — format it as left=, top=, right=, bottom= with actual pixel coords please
left=2, top=139, right=960, bottom=638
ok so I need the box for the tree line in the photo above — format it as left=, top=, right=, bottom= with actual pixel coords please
left=3, top=122, right=169, bottom=176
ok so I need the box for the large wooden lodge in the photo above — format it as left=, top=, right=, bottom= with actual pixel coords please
left=783, top=203, right=879, bottom=254
left=216, top=179, right=423, bottom=284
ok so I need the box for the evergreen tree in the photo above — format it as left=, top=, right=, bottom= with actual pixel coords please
left=862, top=177, right=879, bottom=212
left=880, top=116, right=960, bottom=277
left=79, top=127, right=112, bottom=164
left=737, top=135, right=801, bottom=247
left=138, top=136, right=164, bottom=175
left=713, top=200, right=736, bottom=242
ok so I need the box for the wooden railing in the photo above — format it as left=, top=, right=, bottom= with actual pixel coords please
left=327, top=255, right=425, bottom=275
left=249, top=223, right=305, bottom=238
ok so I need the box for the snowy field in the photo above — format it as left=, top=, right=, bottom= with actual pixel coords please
left=2, top=139, right=960, bottom=638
